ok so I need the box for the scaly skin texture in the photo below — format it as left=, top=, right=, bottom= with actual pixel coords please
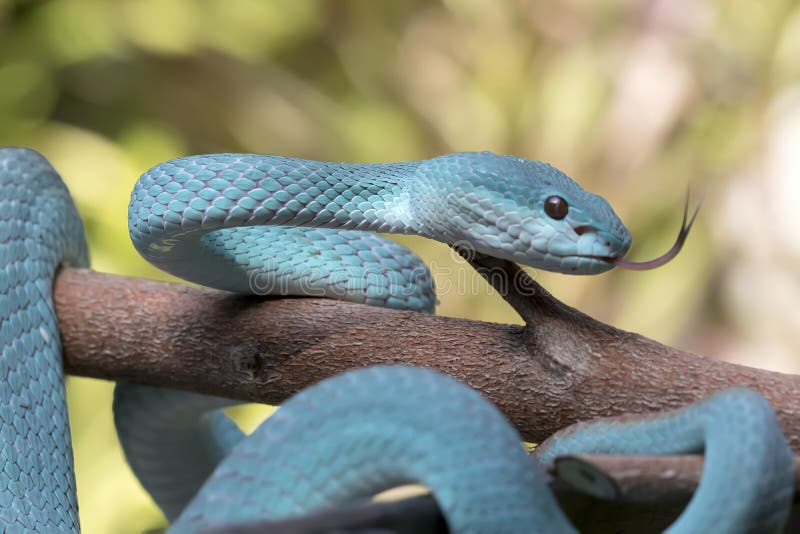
left=535, top=388, right=794, bottom=533
left=170, top=366, right=578, bottom=533
left=0, top=148, right=793, bottom=532
left=0, top=148, right=88, bottom=531
left=127, top=152, right=631, bottom=312
left=116, top=370, right=795, bottom=533
left=118, top=150, right=635, bottom=526
left=115, top=152, right=794, bottom=533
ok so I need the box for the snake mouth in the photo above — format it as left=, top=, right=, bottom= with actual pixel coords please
left=592, top=189, right=701, bottom=271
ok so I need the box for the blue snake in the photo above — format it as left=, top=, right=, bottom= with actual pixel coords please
left=0, top=147, right=794, bottom=532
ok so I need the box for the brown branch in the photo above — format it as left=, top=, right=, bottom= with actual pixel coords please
left=202, top=494, right=444, bottom=534
left=55, top=267, right=800, bottom=452
left=554, top=454, right=800, bottom=503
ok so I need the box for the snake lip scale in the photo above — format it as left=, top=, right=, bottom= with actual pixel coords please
left=0, top=147, right=792, bottom=533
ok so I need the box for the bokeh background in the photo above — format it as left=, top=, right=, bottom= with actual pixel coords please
left=1, top=0, right=799, bottom=531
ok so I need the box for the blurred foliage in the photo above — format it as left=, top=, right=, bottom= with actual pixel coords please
left=1, top=0, right=799, bottom=532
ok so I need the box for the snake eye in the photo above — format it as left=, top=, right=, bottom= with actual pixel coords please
left=544, top=196, right=568, bottom=220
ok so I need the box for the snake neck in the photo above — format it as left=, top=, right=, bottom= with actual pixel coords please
left=129, top=154, right=425, bottom=253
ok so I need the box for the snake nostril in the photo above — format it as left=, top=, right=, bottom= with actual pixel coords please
left=573, top=225, right=595, bottom=236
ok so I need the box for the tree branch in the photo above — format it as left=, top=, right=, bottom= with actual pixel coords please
left=203, top=494, right=444, bottom=534
left=56, top=266, right=800, bottom=532
left=55, top=267, right=800, bottom=452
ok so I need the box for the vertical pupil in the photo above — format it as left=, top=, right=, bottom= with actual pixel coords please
left=545, top=196, right=568, bottom=220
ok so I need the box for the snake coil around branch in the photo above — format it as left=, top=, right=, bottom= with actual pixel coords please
left=2, top=148, right=796, bottom=533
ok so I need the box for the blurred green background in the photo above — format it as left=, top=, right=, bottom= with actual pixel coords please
left=1, top=0, right=799, bottom=531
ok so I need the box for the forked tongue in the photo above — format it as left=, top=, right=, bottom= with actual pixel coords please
left=612, top=191, right=701, bottom=271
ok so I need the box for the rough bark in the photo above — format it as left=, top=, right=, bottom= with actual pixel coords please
left=56, top=267, right=800, bottom=451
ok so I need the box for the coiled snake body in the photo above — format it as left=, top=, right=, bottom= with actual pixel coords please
left=0, top=147, right=794, bottom=532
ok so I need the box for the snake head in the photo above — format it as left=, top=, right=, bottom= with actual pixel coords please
left=413, top=152, right=632, bottom=274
